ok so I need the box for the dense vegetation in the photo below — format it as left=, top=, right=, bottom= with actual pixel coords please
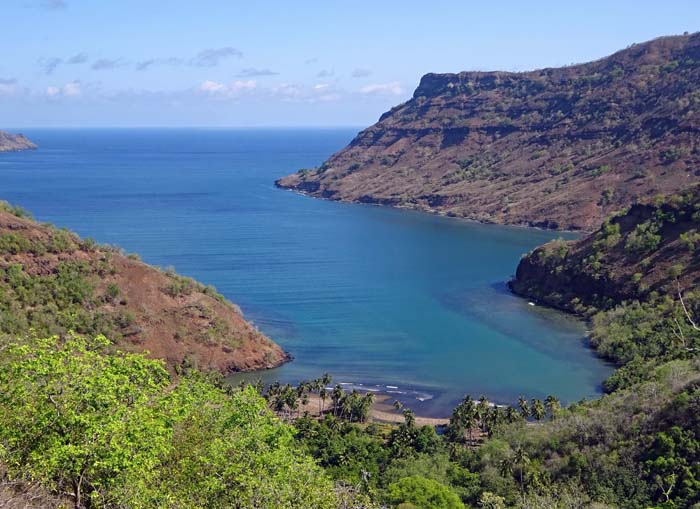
left=0, top=334, right=340, bottom=508
left=512, top=185, right=700, bottom=378
left=1, top=188, right=699, bottom=508
left=501, top=186, right=700, bottom=507
left=511, top=185, right=700, bottom=315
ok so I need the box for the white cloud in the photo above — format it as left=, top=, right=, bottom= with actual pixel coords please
left=63, top=81, right=82, bottom=96
left=360, top=81, right=403, bottom=96
left=45, top=80, right=82, bottom=98
left=309, top=83, right=340, bottom=102
left=270, top=82, right=341, bottom=103
left=272, top=83, right=305, bottom=99
left=200, top=80, right=227, bottom=94
left=231, top=80, right=257, bottom=92
left=199, top=79, right=256, bottom=98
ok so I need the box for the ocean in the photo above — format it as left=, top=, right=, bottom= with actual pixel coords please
left=0, top=128, right=612, bottom=416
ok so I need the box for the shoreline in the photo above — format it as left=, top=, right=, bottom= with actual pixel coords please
left=298, top=392, right=450, bottom=426
left=273, top=182, right=588, bottom=235
left=235, top=182, right=609, bottom=419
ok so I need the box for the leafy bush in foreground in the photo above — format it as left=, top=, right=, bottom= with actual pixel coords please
left=0, top=334, right=336, bottom=508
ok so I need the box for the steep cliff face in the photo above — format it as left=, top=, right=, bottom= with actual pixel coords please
left=509, top=185, right=700, bottom=313
left=0, top=204, right=289, bottom=373
left=277, top=33, right=700, bottom=231
left=0, top=131, right=37, bottom=152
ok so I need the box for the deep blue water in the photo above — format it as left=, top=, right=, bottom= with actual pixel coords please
left=0, top=128, right=612, bottom=416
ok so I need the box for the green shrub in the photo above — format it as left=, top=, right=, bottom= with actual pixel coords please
left=386, top=476, right=464, bottom=509
left=0, top=200, right=32, bottom=219
left=105, top=282, right=120, bottom=300
left=625, top=220, right=661, bottom=255
left=0, top=233, right=32, bottom=254
left=0, top=335, right=338, bottom=508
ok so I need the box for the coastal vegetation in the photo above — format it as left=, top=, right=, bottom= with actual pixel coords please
left=3, top=31, right=700, bottom=504
left=0, top=334, right=338, bottom=508
left=0, top=178, right=699, bottom=509
left=0, top=202, right=288, bottom=375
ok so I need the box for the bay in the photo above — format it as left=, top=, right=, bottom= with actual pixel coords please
left=0, top=128, right=612, bottom=416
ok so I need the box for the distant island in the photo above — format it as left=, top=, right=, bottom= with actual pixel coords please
left=0, top=130, right=37, bottom=152
left=277, top=33, right=700, bottom=231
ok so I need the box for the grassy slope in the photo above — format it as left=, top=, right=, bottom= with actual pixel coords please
left=278, top=33, right=700, bottom=231
left=0, top=202, right=289, bottom=374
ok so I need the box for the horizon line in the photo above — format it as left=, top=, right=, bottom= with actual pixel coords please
left=3, top=125, right=366, bottom=130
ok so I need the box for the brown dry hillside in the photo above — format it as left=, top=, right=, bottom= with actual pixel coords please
left=0, top=131, right=36, bottom=152
left=0, top=203, right=288, bottom=374
left=277, top=33, right=700, bottom=231
left=510, top=185, right=700, bottom=313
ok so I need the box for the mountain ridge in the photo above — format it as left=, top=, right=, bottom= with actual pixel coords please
left=277, top=32, right=700, bottom=231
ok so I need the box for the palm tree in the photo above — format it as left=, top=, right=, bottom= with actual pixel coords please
left=359, top=393, right=374, bottom=423
left=319, top=387, right=328, bottom=415
left=393, top=400, right=403, bottom=411
left=483, top=407, right=505, bottom=437
left=505, top=406, right=519, bottom=424
left=266, top=381, right=281, bottom=402
left=464, top=409, right=477, bottom=445
left=517, top=397, right=529, bottom=419
left=331, top=385, right=344, bottom=416
left=301, top=392, right=310, bottom=417
left=283, top=384, right=297, bottom=421
left=500, top=444, right=530, bottom=502
left=477, top=396, right=489, bottom=432
left=402, top=408, right=416, bottom=428
left=530, top=398, right=545, bottom=421
left=448, top=394, right=477, bottom=445
left=339, top=394, right=353, bottom=421
left=544, top=395, right=561, bottom=419
left=513, top=445, right=530, bottom=501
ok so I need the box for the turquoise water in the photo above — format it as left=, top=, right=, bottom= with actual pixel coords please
left=0, top=128, right=612, bottom=416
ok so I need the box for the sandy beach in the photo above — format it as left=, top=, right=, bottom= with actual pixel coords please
left=297, top=392, right=450, bottom=427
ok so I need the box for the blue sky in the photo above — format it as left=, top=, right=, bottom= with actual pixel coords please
left=1, top=0, right=698, bottom=127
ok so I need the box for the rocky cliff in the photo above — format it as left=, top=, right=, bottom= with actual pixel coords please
left=0, top=131, right=37, bottom=152
left=0, top=203, right=289, bottom=373
left=277, top=33, right=700, bottom=231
